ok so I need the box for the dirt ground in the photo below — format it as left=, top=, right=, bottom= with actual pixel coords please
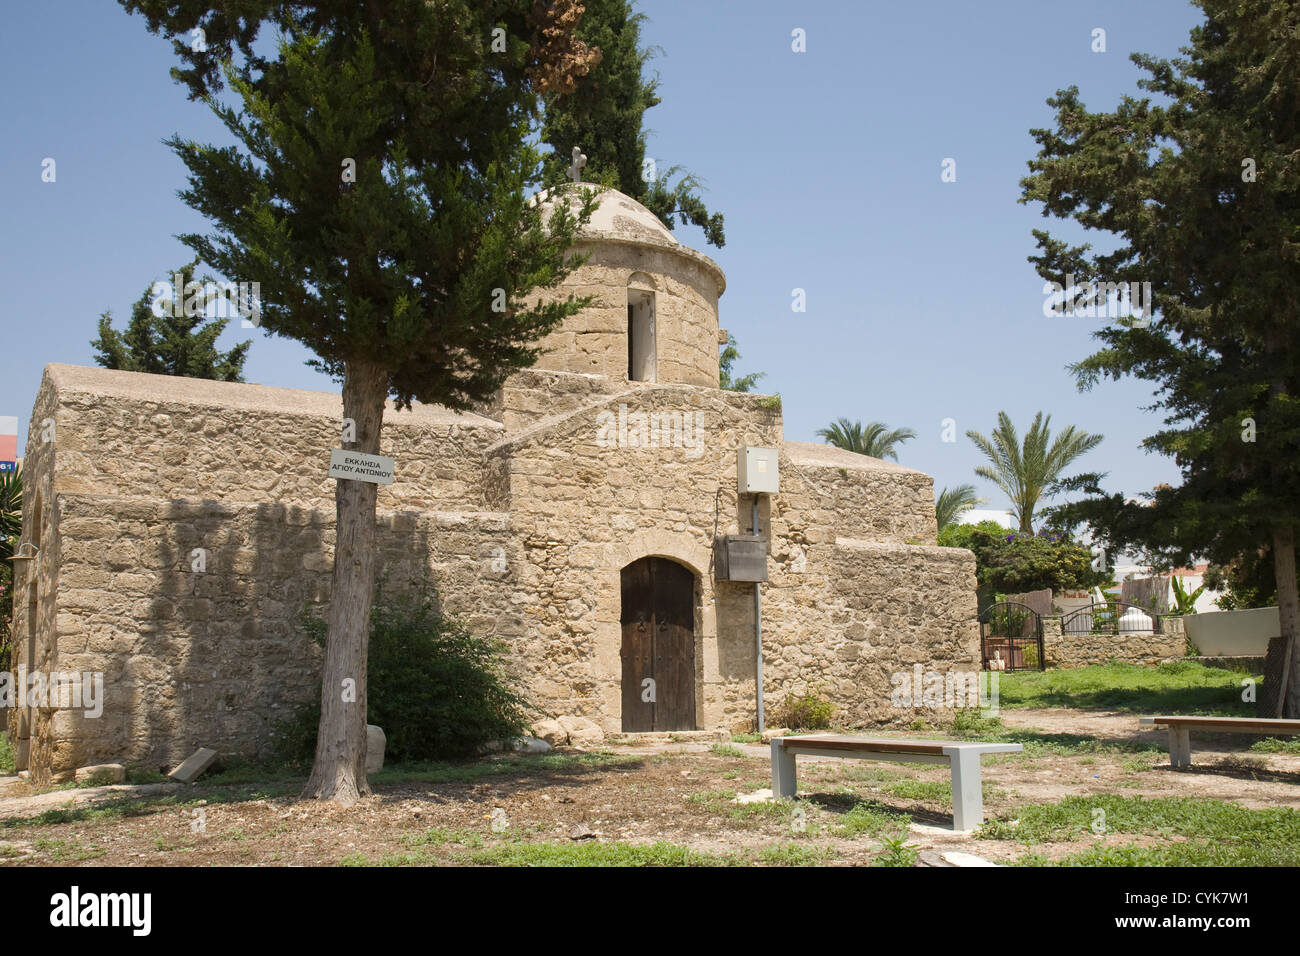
left=1, top=708, right=1297, bottom=866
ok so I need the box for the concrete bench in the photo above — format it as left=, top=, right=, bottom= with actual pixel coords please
left=770, top=735, right=1023, bottom=832
left=1140, top=715, right=1300, bottom=768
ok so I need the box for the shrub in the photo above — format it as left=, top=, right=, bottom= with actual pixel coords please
left=278, top=588, right=535, bottom=763
left=773, top=688, right=836, bottom=730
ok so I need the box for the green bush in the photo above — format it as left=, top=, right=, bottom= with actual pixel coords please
left=773, top=689, right=836, bottom=730
left=937, top=520, right=1012, bottom=550
left=278, top=589, right=535, bottom=763
left=943, top=524, right=1110, bottom=595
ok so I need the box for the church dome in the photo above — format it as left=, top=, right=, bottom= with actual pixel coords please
left=532, top=184, right=680, bottom=248
left=523, top=181, right=725, bottom=389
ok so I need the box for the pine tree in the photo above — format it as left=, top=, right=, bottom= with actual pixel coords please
left=122, top=0, right=600, bottom=802
left=539, top=0, right=724, bottom=246
left=91, top=260, right=251, bottom=381
left=1021, top=0, right=1300, bottom=714
left=719, top=334, right=765, bottom=392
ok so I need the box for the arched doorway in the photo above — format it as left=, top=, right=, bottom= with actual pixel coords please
left=620, top=556, right=695, bottom=731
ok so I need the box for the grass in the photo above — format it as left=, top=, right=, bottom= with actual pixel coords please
left=874, top=834, right=921, bottom=867
left=1251, top=738, right=1300, bottom=754
left=996, top=661, right=1262, bottom=715
left=945, top=711, right=1159, bottom=757
left=884, top=780, right=951, bottom=804
left=346, top=838, right=838, bottom=867
left=0, top=732, right=14, bottom=774
left=756, top=842, right=837, bottom=865
left=32, top=837, right=107, bottom=863
left=710, top=743, right=746, bottom=757
left=836, top=801, right=911, bottom=838
left=979, top=794, right=1300, bottom=866
left=731, top=732, right=762, bottom=744
left=403, top=826, right=485, bottom=849
left=346, top=840, right=739, bottom=867
left=0, top=779, right=299, bottom=832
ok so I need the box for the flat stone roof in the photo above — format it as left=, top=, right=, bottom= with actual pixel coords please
left=784, top=440, right=930, bottom=477
left=44, top=364, right=502, bottom=430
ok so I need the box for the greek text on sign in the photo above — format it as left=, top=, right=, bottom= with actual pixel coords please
left=329, top=449, right=395, bottom=485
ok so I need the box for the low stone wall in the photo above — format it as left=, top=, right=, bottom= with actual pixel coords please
left=1042, top=614, right=1186, bottom=668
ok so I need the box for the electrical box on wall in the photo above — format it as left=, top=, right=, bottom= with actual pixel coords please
left=714, top=535, right=768, bottom=582
left=738, top=446, right=779, bottom=495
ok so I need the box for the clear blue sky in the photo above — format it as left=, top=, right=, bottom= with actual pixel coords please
left=0, top=0, right=1205, bottom=512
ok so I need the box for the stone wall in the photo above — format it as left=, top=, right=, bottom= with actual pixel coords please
left=484, top=382, right=784, bottom=730
left=760, top=540, right=981, bottom=729
left=36, top=365, right=500, bottom=512
left=526, top=240, right=723, bottom=388
left=7, top=376, right=60, bottom=772
left=779, top=442, right=940, bottom=545
left=482, top=381, right=975, bottom=734
left=480, top=368, right=617, bottom=433
left=17, top=363, right=980, bottom=772
left=1042, top=614, right=1186, bottom=668
left=23, top=491, right=518, bottom=783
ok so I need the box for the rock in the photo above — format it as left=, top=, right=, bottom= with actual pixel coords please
left=732, top=788, right=774, bottom=804
left=941, top=851, right=1001, bottom=867
left=168, top=747, right=218, bottom=784
left=366, top=725, right=386, bottom=774
left=569, top=823, right=596, bottom=841
left=75, top=763, right=125, bottom=785
left=557, top=716, right=604, bottom=748
left=512, top=736, right=552, bottom=754
left=531, top=719, right=569, bottom=747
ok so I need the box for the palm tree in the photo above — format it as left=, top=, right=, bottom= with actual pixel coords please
left=0, top=464, right=21, bottom=562
left=817, top=418, right=917, bottom=462
left=966, top=411, right=1102, bottom=534
left=935, top=484, right=984, bottom=531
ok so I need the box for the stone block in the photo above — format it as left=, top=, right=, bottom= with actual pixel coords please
left=168, top=747, right=218, bottom=783
left=531, top=718, right=569, bottom=747
left=75, top=763, right=126, bottom=785
left=557, top=715, right=604, bottom=748
left=366, top=724, right=386, bottom=773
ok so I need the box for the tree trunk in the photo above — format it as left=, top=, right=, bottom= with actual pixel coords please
left=303, top=358, right=388, bottom=804
left=1274, top=525, right=1300, bottom=718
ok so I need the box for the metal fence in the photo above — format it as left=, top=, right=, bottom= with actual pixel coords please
left=1060, top=601, right=1163, bottom=637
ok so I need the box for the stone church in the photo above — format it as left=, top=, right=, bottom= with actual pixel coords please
left=9, top=185, right=978, bottom=783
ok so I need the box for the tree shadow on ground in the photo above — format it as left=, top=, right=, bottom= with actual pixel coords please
left=1153, top=758, right=1300, bottom=786
left=367, top=752, right=651, bottom=805
left=802, top=790, right=951, bottom=829
left=999, top=730, right=1162, bottom=752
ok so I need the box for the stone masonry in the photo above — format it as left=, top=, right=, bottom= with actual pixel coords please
left=9, top=186, right=979, bottom=782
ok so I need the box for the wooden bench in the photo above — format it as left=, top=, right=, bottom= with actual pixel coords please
left=770, top=735, right=1023, bottom=832
left=1140, top=715, right=1300, bottom=768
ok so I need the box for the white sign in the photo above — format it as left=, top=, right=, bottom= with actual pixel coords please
left=329, top=449, right=395, bottom=485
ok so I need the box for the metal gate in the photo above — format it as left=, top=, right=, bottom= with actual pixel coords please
left=981, top=601, right=1045, bottom=671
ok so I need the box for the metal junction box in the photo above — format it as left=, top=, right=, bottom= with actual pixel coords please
left=714, top=534, right=768, bottom=582
left=738, top=446, right=779, bottom=495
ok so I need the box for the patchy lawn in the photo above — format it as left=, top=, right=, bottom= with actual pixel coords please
left=996, top=661, right=1261, bottom=715
left=1, top=711, right=1297, bottom=867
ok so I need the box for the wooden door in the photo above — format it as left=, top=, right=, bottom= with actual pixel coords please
left=620, top=557, right=696, bottom=732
